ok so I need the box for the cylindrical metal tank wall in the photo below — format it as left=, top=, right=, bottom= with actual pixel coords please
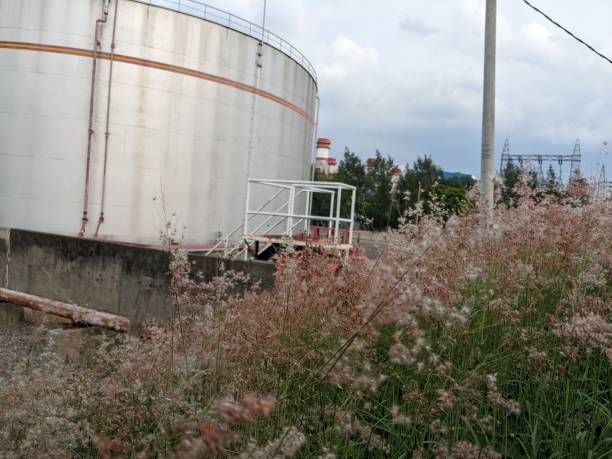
left=0, top=0, right=317, bottom=244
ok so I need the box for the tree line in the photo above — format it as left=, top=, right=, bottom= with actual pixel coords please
left=498, top=160, right=587, bottom=206
left=313, top=148, right=475, bottom=231
left=313, top=149, right=588, bottom=232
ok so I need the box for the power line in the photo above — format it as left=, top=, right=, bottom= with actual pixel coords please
left=521, top=0, right=612, bottom=65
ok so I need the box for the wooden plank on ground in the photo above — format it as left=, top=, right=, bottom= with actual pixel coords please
left=0, top=287, right=130, bottom=332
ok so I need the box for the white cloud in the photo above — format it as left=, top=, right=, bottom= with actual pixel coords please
left=204, top=0, right=612, bottom=175
left=399, top=16, right=438, bottom=36
left=522, top=22, right=563, bottom=59
left=319, top=35, right=379, bottom=81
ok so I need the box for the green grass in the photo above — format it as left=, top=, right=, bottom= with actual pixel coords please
left=237, top=275, right=611, bottom=458
left=2, top=201, right=610, bottom=458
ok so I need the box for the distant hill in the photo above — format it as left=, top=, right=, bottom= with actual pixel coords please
left=442, top=171, right=475, bottom=180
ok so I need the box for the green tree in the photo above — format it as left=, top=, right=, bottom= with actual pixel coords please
left=336, top=147, right=367, bottom=219
left=310, top=168, right=333, bottom=219
left=312, top=147, right=367, bottom=227
left=413, top=155, right=443, bottom=190
left=434, top=184, right=467, bottom=217
left=397, top=155, right=443, bottom=219
left=441, top=174, right=476, bottom=190
left=499, top=160, right=521, bottom=207
left=544, top=164, right=562, bottom=196
left=362, top=150, right=396, bottom=230
left=316, top=151, right=472, bottom=230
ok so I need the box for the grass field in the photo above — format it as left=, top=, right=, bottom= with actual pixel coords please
left=1, top=184, right=610, bottom=458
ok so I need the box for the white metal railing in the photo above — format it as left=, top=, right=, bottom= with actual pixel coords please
left=203, top=187, right=286, bottom=258
left=130, top=0, right=318, bottom=84
left=205, top=179, right=357, bottom=260
left=242, top=179, right=357, bottom=259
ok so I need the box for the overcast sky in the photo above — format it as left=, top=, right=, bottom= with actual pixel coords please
left=213, top=0, right=611, bottom=177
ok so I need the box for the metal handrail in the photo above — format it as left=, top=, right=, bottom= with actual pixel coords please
left=203, top=187, right=286, bottom=256
left=130, top=0, right=318, bottom=84
left=245, top=179, right=357, bottom=248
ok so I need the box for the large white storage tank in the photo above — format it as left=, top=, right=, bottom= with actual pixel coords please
left=0, top=0, right=318, bottom=245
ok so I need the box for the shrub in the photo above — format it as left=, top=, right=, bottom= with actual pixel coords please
left=1, top=178, right=610, bottom=458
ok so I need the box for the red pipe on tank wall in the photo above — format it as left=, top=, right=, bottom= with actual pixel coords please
left=79, top=0, right=110, bottom=237
left=94, top=0, right=119, bottom=238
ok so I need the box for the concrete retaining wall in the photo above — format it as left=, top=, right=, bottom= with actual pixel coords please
left=0, top=228, right=275, bottom=323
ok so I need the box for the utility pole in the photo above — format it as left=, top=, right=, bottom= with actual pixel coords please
left=480, top=0, right=497, bottom=210
left=262, top=0, right=267, bottom=36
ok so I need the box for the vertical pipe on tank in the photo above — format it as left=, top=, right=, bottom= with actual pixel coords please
left=95, top=0, right=120, bottom=238
left=306, top=95, right=320, bottom=234
left=309, top=96, right=321, bottom=182
left=240, top=1, right=266, bottom=247
left=79, top=0, right=110, bottom=237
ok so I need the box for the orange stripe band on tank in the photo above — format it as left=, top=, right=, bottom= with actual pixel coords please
left=0, top=41, right=314, bottom=123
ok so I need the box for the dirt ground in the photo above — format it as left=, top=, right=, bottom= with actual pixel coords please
left=0, top=313, right=112, bottom=383
left=0, top=323, right=48, bottom=378
left=0, top=305, right=75, bottom=380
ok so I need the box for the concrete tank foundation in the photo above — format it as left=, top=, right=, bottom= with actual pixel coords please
left=0, top=227, right=275, bottom=323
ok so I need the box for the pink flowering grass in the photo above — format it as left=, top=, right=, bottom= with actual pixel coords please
left=0, top=177, right=610, bottom=458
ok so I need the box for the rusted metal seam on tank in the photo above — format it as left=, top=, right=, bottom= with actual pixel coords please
left=0, top=41, right=314, bottom=123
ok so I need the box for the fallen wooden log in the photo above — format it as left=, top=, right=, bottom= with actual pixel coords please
left=0, top=288, right=130, bottom=332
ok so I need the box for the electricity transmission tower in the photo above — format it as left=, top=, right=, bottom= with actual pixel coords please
left=594, top=141, right=612, bottom=201
left=499, top=139, right=582, bottom=188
